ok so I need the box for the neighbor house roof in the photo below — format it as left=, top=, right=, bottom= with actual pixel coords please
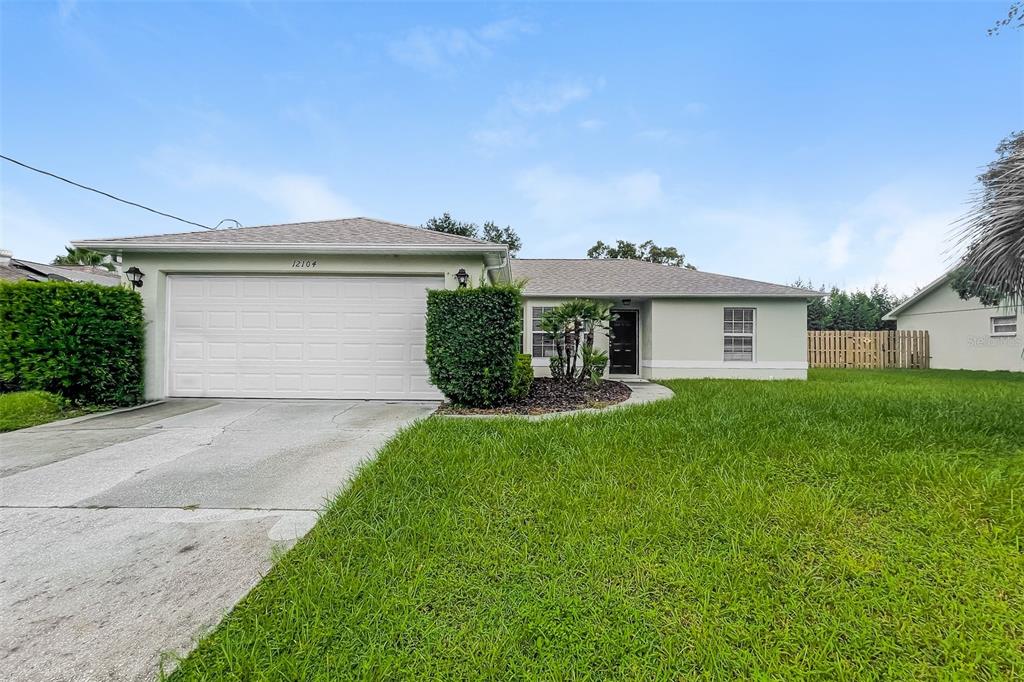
left=512, top=259, right=822, bottom=298
left=73, top=217, right=503, bottom=252
left=0, top=252, right=120, bottom=286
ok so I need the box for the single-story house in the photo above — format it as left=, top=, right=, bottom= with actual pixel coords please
left=73, top=217, right=821, bottom=401
left=0, top=249, right=120, bottom=285
left=883, top=271, right=1022, bottom=372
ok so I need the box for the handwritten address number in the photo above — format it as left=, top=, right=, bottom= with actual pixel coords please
left=291, top=259, right=318, bottom=268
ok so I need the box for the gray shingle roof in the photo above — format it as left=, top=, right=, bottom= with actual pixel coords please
left=513, top=259, right=820, bottom=298
left=78, top=217, right=494, bottom=247
left=0, top=259, right=120, bottom=286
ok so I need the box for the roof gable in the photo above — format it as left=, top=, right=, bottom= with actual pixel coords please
left=882, top=271, right=951, bottom=319
left=513, top=259, right=821, bottom=298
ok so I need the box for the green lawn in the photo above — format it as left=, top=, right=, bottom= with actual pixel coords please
left=169, top=370, right=1024, bottom=680
left=0, top=390, right=85, bottom=432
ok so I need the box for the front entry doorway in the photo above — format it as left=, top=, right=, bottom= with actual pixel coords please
left=609, top=309, right=638, bottom=375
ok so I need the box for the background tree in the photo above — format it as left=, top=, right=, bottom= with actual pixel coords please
left=422, top=213, right=522, bottom=256
left=988, top=2, right=1022, bottom=35
left=950, top=130, right=1023, bottom=308
left=422, top=212, right=477, bottom=238
left=793, top=280, right=905, bottom=331
left=481, top=221, right=522, bottom=257
left=586, top=239, right=696, bottom=269
left=52, top=247, right=114, bottom=271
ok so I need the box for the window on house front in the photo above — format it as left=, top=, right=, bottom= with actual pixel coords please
left=724, top=307, right=755, bottom=361
left=531, top=306, right=557, bottom=357
left=991, top=315, right=1017, bottom=336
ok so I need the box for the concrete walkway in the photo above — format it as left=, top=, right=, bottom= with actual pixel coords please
left=0, top=398, right=435, bottom=682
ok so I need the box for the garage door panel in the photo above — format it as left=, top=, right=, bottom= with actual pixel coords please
left=275, top=312, right=303, bottom=329
left=167, top=275, right=442, bottom=399
left=208, top=279, right=238, bottom=298
left=275, top=343, right=303, bottom=360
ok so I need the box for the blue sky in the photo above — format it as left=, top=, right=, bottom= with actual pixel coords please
left=2, top=1, right=1021, bottom=294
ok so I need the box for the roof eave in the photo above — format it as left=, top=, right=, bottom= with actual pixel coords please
left=70, top=241, right=509, bottom=257
left=521, top=291, right=825, bottom=299
left=882, top=271, right=952, bottom=320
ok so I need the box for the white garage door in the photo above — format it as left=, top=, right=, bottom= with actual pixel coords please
left=166, top=275, right=443, bottom=400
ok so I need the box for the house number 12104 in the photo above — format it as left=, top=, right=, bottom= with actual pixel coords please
left=292, top=259, right=318, bottom=268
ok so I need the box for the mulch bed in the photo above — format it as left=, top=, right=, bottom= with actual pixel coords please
left=436, top=378, right=632, bottom=416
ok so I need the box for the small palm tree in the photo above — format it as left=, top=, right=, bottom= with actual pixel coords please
left=540, top=299, right=613, bottom=384
left=52, top=247, right=114, bottom=271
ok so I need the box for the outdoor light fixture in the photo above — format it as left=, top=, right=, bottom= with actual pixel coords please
left=125, top=266, right=145, bottom=290
left=455, top=268, right=469, bottom=288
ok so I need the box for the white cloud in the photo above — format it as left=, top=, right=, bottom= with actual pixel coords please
left=837, top=186, right=958, bottom=294
left=150, top=149, right=359, bottom=223
left=504, top=80, right=591, bottom=115
left=388, top=18, right=534, bottom=74
left=516, top=166, right=663, bottom=224
left=0, top=188, right=78, bottom=262
left=188, top=164, right=357, bottom=222
left=579, top=119, right=605, bottom=132
left=635, top=128, right=698, bottom=145
left=57, top=0, right=78, bottom=22
left=683, top=102, right=707, bottom=116
left=475, top=17, right=536, bottom=42
left=687, top=185, right=958, bottom=295
left=472, top=77, right=598, bottom=153
left=824, top=224, right=852, bottom=268
left=471, top=127, right=537, bottom=153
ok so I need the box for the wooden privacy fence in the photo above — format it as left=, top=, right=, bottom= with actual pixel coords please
left=807, top=330, right=930, bottom=369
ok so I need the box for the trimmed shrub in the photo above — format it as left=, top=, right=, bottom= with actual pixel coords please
left=0, top=281, right=145, bottom=406
left=425, top=285, right=522, bottom=407
left=509, top=353, right=534, bottom=400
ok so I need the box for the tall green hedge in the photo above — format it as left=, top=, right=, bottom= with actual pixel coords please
left=425, top=285, right=522, bottom=407
left=0, top=281, right=145, bottom=405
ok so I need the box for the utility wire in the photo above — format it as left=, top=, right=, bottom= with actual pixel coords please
left=1, top=153, right=240, bottom=231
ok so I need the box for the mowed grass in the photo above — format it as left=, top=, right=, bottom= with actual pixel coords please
left=169, top=370, right=1024, bottom=680
left=0, top=390, right=77, bottom=432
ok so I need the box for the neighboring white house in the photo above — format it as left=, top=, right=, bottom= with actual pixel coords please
left=73, top=217, right=821, bottom=401
left=883, top=271, right=1022, bottom=372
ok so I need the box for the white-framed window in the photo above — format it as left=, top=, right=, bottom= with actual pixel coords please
left=991, top=315, right=1017, bottom=336
left=724, top=307, right=755, bottom=361
left=531, top=306, right=558, bottom=357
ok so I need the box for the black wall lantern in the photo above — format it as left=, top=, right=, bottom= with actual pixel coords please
left=125, top=266, right=145, bottom=290
left=454, top=268, right=469, bottom=288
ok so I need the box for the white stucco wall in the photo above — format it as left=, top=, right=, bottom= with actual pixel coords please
left=894, top=283, right=1022, bottom=372
left=523, top=296, right=810, bottom=380
left=644, top=298, right=809, bottom=380
left=122, top=252, right=489, bottom=399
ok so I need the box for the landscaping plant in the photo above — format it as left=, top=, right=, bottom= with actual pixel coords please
left=0, top=281, right=145, bottom=406
left=508, top=353, right=534, bottom=400
left=540, top=299, right=613, bottom=385
left=0, top=390, right=74, bottom=432
left=425, top=283, right=522, bottom=407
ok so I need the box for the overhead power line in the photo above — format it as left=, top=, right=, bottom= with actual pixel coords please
left=1, top=153, right=240, bottom=231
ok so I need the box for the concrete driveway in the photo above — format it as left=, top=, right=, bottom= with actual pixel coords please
left=0, top=398, right=436, bottom=681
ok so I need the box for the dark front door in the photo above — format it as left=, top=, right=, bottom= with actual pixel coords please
left=609, top=309, right=638, bottom=374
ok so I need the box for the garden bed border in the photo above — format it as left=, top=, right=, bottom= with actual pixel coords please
left=436, top=380, right=673, bottom=421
